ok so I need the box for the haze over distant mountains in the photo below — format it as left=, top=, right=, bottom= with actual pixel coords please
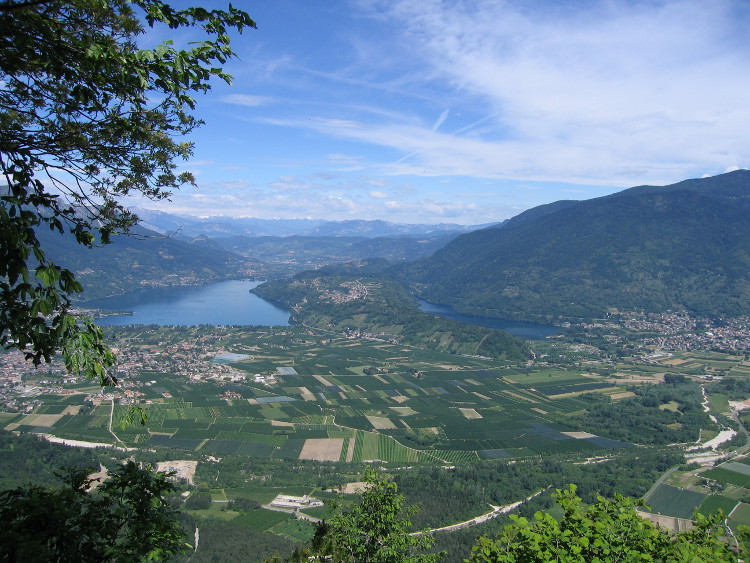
left=133, top=208, right=489, bottom=239
left=399, top=170, right=750, bottom=320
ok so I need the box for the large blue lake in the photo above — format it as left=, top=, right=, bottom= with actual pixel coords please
left=85, top=280, right=561, bottom=338
left=86, top=280, right=291, bottom=327
left=418, top=299, right=561, bottom=340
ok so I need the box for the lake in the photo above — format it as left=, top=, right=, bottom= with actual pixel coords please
left=85, top=280, right=559, bottom=338
left=86, top=280, right=290, bottom=327
left=418, top=299, right=561, bottom=340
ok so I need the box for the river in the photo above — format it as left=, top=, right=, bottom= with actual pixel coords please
left=85, top=280, right=290, bottom=327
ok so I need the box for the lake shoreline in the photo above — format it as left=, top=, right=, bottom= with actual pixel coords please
left=417, top=299, right=562, bottom=340
left=86, top=280, right=291, bottom=327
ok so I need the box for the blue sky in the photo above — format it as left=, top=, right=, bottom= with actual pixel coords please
left=127, top=0, right=750, bottom=225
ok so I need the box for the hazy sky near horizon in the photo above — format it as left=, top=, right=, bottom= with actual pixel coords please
left=127, top=0, right=750, bottom=224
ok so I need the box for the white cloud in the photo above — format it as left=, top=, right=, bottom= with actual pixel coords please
left=132, top=1, right=750, bottom=224
left=221, top=94, right=273, bottom=107
left=377, top=0, right=750, bottom=184
left=125, top=171, right=519, bottom=224
left=432, top=108, right=449, bottom=131
left=280, top=0, right=750, bottom=187
left=176, top=160, right=214, bottom=167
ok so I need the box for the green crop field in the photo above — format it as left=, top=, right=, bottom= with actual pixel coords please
left=698, top=495, right=738, bottom=516
left=645, top=484, right=706, bottom=519
left=729, top=503, right=750, bottom=526
left=7, top=325, right=693, bottom=464
left=234, top=509, right=292, bottom=532
left=703, top=467, right=750, bottom=489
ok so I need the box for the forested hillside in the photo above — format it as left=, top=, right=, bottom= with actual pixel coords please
left=399, top=170, right=750, bottom=321
left=253, top=261, right=529, bottom=362
left=35, top=225, right=261, bottom=300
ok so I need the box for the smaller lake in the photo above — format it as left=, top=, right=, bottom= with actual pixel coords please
left=418, top=299, right=561, bottom=340
left=86, top=280, right=290, bottom=327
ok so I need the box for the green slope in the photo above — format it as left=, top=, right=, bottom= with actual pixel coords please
left=399, top=170, right=750, bottom=320
left=37, top=225, right=260, bottom=300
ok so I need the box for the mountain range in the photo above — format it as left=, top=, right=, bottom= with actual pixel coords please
left=42, top=170, right=750, bottom=321
left=399, top=170, right=750, bottom=320
left=40, top=215, right=477, bottom=299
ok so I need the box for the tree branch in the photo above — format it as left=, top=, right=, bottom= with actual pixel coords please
left=0, top=0, right=50, bottom=12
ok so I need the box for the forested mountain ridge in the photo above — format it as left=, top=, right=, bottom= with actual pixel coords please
left=252, top=261, right=530, bottom=361
left=398, top=170, right=750, bottom=321
left=34, top=218, right=466, bottom=300
left=35, top=224, right=261, bottom=301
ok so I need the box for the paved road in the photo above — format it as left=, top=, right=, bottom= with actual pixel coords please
left=412, top=487, right=550, bottom=536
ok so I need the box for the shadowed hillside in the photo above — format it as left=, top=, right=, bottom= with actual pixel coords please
left=398, top=170, right=750, bottom=320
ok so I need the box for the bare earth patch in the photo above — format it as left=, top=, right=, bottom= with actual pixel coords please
left=298, top=387, right=316, bottom=401
left=610, top=391, right=636, bottom=400
left=62, top=405, right=81, bottom=415
left=638, top=511, right=692, bottom=532
left=503, top=391, right=538, bottom=403
left=608, top=372, right=663, bottom=383
left=42, top=435, right=114, bottom=448
left=345, top=437, right=356, bottom=462
left=562, top=431, right=597, bottom=439
left=472, top=392, right=491, bottom=400
left=156, top=460, right=198, bottom=485
left=271, top=420, right=294, bottom=427
left=340, top=481, right=370, bottom=494
left=459, top=408, right=483, bottom=419
left=87, top=465, right=109, bottom=490
left=391, top=395, right=410, bottom=403
left=549, top=387, right=620, bottom=399
left=389, top=406, right=417, bottom=416
left=313, top=375, right=334, bottom=386
left=299, top=438, right=344, bottom=461
left=366, top=415, right=396, bottom=430
left=21, top=413, right=63, bottom=427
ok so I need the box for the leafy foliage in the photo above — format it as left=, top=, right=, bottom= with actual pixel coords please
left=0, top=461, right=187, bottom=561
left=0, top=0, right=254, bottom=382
left=322, top=469, right=442, bottom=563
left=468, top=484, right=749, bottom=562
